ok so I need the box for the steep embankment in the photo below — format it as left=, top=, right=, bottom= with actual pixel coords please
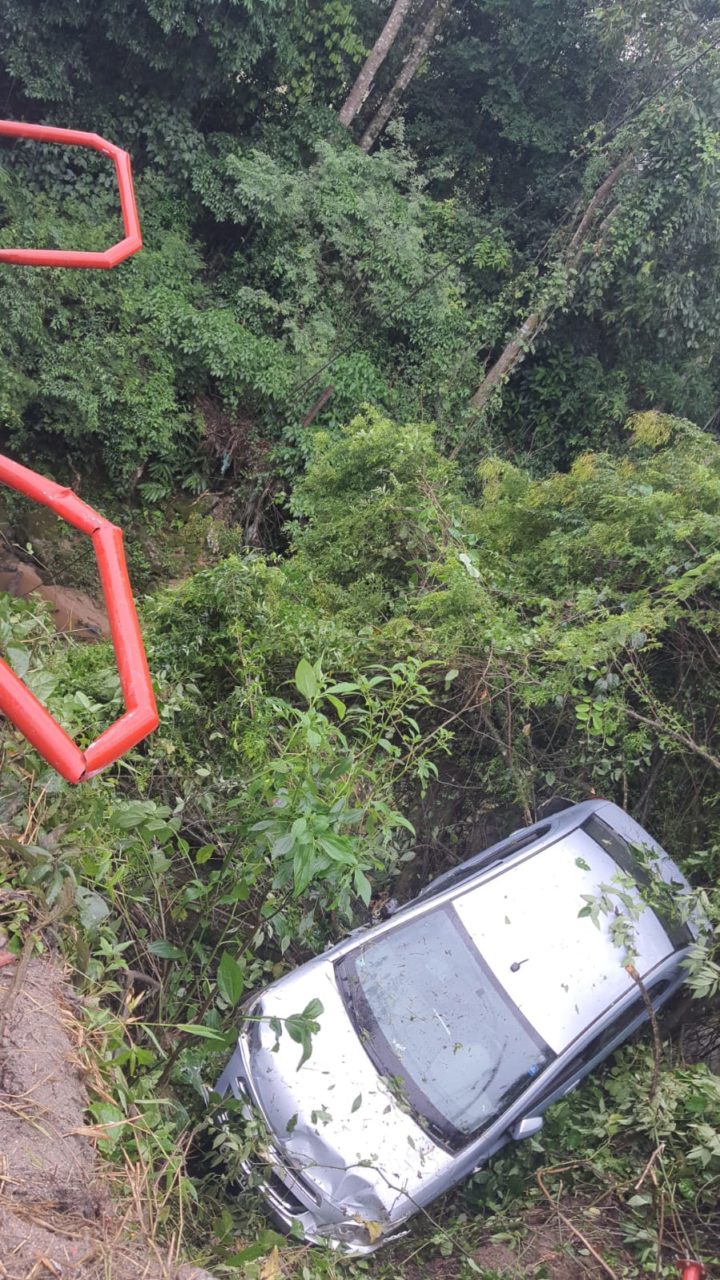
left=0, top=950, right=215, bottom=1280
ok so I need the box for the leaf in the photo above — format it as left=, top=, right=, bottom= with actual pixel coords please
left=270, top=831, right=295, bottom=859
left=259, top=1244, right=281, bottom=1280
left=217, top=951, right=244, bottom=1006
left=292, top=845, right=316, bottom=896
left=458, top=552, right=480, bottom=579
left=294, top=657, right=318, bottom=702
left=148, top=939, right=184, bottom=959
left=318, top=834, right=355, bottom=864
left=391, top=813, right=416, bottom=834
left=89, top=1102, right=126, bottom=1152
left=177, top=1023, right=228, bottom=1043
left=286, top=1112, right=298, bottom=1133
left=286, top=1023, right=312, bottom=1067
left=227, top=1231, right=287, bottom=1264
left=6, top=644, right=30, bottom=679
left=302, top=997, right=324, bottom=1020
left=26, top=669, right=57, bottom=702
left=354, top=867, right=372, bottom=906
left=75, top=886, right=110, bottom=931
left=575, top=856, right=591, bottom=871
left=351, top=1093, right=363, bottom=1112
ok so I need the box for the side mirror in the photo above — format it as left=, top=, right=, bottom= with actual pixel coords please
left=511, top=1115, right=544, bottom=1141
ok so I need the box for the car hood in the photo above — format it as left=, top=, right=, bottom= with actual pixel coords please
left=244, top=959, right=452, bottom=1223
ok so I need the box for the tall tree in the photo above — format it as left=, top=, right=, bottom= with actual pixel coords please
left=469, top=157, right=629, bottom=414
left=338, top=0, right=415, bottom=128
left=359, top=0, right=452, bottom=151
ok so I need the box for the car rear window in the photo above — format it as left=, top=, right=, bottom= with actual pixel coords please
left=581, top=814, right=692, bottom=950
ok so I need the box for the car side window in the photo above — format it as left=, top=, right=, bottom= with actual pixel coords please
left=419, top=825, right=552, bottom=900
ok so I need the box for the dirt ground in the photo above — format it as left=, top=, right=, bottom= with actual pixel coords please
left=0, top=556, right=110, bottom=640
left=0, top=954, right=215, bottom=1280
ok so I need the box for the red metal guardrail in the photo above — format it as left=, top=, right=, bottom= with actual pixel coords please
left=0, top=121, right=157, bottom=782
left=0, top=457, right=159, bottom=783
left=679, top=1261, right=704, bottom=1280
left=0, top=119, right=142, bottom=268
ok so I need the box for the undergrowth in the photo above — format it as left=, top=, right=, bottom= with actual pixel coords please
left=0, top=409, right=719, bottom=1277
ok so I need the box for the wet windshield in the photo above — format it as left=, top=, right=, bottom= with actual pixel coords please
left=336, top=906, right=553, bottom=1148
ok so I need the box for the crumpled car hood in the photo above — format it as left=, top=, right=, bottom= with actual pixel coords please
left=245, top=959, right=452, bottom=1222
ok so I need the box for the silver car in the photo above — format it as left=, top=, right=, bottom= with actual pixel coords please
left=215, top=799, right=698, bottom=1253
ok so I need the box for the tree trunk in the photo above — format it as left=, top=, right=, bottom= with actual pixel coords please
left=337, top=0, right=415, bottom=129
left=301, top=384, right=334, bottom=426
left=469, top=314, right=542, bottom=414
left=359, top=0, right=452, bottom=152
left=469, top=158, right=630, bottom=415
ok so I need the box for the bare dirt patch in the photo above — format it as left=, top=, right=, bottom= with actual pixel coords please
left=0, top=556, right=109, bottom=640
left=0, top=954, right=214, bottom=1280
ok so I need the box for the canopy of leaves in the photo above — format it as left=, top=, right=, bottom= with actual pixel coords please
left=1, top=0, right=719, bottom=483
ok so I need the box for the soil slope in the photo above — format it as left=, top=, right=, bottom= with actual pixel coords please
left=0, top=954, right=214, bottom=1280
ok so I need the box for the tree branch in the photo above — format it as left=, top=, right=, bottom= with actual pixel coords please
left=624, top=707, right=720, bottom=773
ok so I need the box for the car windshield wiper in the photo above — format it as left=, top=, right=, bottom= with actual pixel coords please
left=413, top=1109, right=452, bottom=1146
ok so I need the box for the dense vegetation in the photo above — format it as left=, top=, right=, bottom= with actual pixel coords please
left=1, top=1, right=720, bottom=1275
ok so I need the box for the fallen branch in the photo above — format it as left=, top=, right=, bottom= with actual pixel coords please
left=624, top=708, right=720, bottom=773
left=626, top=962, right=662, bottom=1102
left=634, top=1142, right=665, bottom=1192
left=535, top=1167, right=619, bottom=1280
left=301, top=384, right=334, bottom=427
left=469, top=157, right=630, bottom=415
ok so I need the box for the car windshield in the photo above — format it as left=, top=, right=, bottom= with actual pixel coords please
left=336, top=906, right=553, bottom=1149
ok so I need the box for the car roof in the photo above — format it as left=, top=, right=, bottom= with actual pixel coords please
left=453, top=822, right=676, bottom=1054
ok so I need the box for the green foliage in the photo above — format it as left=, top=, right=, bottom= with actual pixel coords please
left=3, top=1, right=720, bottom=486
left=0, top=178, right=204, bottom=485
left=291, top=408, right=458, bottom=613
left=470, top=1041, right=720, bottom=1273
left=1, top=0, right=720, bottom=1272
left=0, top=405, right=719, bottom=1274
